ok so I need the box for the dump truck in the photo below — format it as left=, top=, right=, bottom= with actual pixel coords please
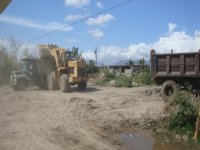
left=151, top=49, right=200, bottom=102
left=10, top=45, right=88, bottom=92
left=10, top=56, right=55, bottom=90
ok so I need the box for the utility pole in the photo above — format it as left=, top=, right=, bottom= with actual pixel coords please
left=95, top=47, right=97, bottom=66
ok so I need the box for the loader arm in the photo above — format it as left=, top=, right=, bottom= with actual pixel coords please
left=49, top=47, right=67, bottom=68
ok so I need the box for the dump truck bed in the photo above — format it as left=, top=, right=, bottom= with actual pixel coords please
left=151, top=50, right=200, bottom=78
left=151, top=49, right=200, bottom=102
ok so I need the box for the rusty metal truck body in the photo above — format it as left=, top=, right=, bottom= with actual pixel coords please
left=151, top=49, right=200, bottom=101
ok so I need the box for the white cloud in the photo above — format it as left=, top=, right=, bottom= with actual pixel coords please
left=0, top=15, right=73, bottom=31
left=83, top=26, right=200, bottom=65
left=168, top=23, right=177, bottom=33
left=195, top=30, right=200, bottom=38
left=65, top=13, right=87, bottom=21
left=86, top=14, right=114, bottom=26
left=96, top=1, right=104, bottom=9
left=64, top=0, right=90, bottom=8
left=89, top=29, right=104, bottom=38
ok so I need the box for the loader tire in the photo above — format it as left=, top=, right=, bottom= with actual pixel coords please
left=47, top=73, right=56, bottom=90
left=161, top=80, right=177, bottom=103
left=78, top=82, right=87, bottom=90
left=60, top=74, right=70, bottom=93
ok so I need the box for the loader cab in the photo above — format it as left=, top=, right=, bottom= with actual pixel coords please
left=66, top=51, right=76, bottom=61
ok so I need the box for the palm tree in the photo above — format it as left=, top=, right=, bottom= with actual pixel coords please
left=126, top=59, right=135, bottom=66
left=72, top=47, right=79, bottom=57
left=137, top=58, right=145, bottom=66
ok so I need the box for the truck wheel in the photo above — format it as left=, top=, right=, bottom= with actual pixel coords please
left=78, top=82, right=87, bottom=90
left=17, top=79, right=27, bottom=91
left=13, top=85, right=18, bottom=91
left=161, top=80, right=177, bottom=102
left=39, top=82, right=46, bottom=89
left=47, top=73, right=56, bottom=90
left=60, top=74, right=70, bottom=93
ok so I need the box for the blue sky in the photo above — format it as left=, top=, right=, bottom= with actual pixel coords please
left=0, top=0, right=200, bottom=65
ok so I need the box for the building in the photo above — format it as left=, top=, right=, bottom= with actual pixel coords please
left=109, top=65, right=146, bottom=76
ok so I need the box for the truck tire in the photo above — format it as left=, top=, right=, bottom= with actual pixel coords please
left=13, top=85, right=18, bottom=91
left=78, top=82, right=87, bottom=90
left=17, top=79, right=26, bottom=91
left=47, top=73, right=56, bottom=90
left=60, top=74, right=70, bottom=93
left=161, top=80, right=177, bottom=102
left=38, top=81, right=47, bottom=89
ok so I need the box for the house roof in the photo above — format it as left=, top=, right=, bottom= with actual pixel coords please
left=0, top=0, right=11, bottom=14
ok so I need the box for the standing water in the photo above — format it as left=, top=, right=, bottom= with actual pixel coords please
left=119, top=132, right=193, bottom=150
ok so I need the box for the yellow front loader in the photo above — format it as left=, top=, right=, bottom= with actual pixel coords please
left=40, top=45, right=88, bottom=92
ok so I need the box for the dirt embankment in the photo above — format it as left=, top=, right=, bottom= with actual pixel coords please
left=0, top=84, right=165, bottom=150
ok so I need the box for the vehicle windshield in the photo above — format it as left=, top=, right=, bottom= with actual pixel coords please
left=66, top=51, right=75, bottom=60
left=20, top=63, right=30, bottom=72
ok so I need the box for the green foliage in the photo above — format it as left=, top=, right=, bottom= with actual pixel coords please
left=137, top=58, right=146, bottom=66
left=87, top=60, right=99, bottom=74
left=0, top=53, right=16, bottom=84
left=3, top=55, right=13, bottom=78
left=96, top=78, right=113, bottom=86
left=96, top=68, right=115, bottom=86
left=0, top=38, right=20, bottom=84
left=126, top=59, right=135, bottom=65
left=102, top=68, right=115, bottom=79
left=115, top=74, right=132, bottom=87
left=167, top=90, right=199, bottom=134
left=133, top=67, right=153, bottom=85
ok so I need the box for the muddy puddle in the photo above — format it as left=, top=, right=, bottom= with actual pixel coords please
left=119, top=132, right=192, bottom=150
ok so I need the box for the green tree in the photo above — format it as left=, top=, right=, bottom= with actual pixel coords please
left=137, top=58, right=145, bottom=66
left=71, top=47, right=83, bottom=60
left=87, top=60, right=99, bottom=74
left=0, top=38, right=20, bottom=84
left=72, top=47, right=78, bottom=57
left=126, top=59, right=135, bottom=66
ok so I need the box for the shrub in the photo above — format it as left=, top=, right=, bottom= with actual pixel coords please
left=96, top=78, right=112, bottom=86
left=0, top=53, right=16, bottom=84
left=133, top=69, right=153, bottom=85
left=115, top=74, right=132, bottom=87
left=102, top=68, right=115, bottom=79
left=95, top=68, right=115, bottom=86
left=167, top=90, right=199, bottom=134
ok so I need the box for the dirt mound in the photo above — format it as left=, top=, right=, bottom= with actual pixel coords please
left=69, top=97, right=95, bottom=103
left=46, top=126, right=80, bottom=149
left=89, top=73, right=105, bottom=84
left=145, top=87, right=161, bottom=96
left=0, top=85, right=164, bottom=150
left=68, top=97, right=99, bottom=111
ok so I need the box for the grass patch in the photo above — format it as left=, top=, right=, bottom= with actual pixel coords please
left=96, top=68, right=115, bottom=86
left=96, top=78, right=113, bottom=86
left=115, top=74, right=132, bottom=87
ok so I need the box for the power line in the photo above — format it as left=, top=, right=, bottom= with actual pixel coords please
left=24, top=0, right=134, bottom=44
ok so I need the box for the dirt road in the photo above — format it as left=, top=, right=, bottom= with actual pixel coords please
left=0, top=84, right=164, bottom=150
